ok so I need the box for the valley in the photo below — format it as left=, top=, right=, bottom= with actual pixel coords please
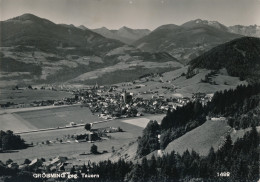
left=0, top=13, right=260, bottom=182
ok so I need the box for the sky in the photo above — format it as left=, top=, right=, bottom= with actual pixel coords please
left=0, top=0, right=260, bottom=30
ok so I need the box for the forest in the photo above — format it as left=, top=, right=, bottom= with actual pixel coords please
left=146, top=83, right=260, bottom=153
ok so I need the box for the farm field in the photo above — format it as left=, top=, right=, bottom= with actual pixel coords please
left=0, top=113, right=165, bottom=164
left=0, top=119, right=144, bottom=164
left=0, top=113, right=37, bottom=133
left=0, top=105, right=99, bottom=132
left=15, top=105, right=98, bottom=129
left=0, top=89, right=73, bottom=104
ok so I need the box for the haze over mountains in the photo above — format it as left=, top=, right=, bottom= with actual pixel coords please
left=92, top=26, right=151, bottom=44
left=1, top=13, right=260, bottom=87
left=229, top=25, right=260, bottom=37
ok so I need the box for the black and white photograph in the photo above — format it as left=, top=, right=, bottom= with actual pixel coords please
left=0, top=0, right=259, bottom=181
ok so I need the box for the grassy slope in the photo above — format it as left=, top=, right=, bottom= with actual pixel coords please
left=164, top=119, right=231, bottom=156
left=145, top=120, right=260, bottom=158
left=115, top=66, right=246, bottom=99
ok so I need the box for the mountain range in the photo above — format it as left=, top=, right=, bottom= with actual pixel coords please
left=0, top=13, right=123, bottom=54
left=229, top=25, right=260, bottom=37
left=133, top=19, right=243, bottom=64
left=91, top=26, right=151, bottom=44
left=0, top=14, right=181, bottom=87
left=1, top=14, right=260, bottom=87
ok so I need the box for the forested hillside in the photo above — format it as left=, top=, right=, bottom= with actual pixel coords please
left=136, top=83, right=260, bottom=157
left=187, top=37, right=260, bottom=83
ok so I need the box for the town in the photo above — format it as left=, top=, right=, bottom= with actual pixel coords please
left=1, top=81, right=213, bottom=121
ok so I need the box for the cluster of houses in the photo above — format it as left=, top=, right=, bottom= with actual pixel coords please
left=1, top=156, right=98, bottom=179
left=1, top=156, right=67, bottom=173
left=74, top=132, right=101, bottom=143
left=2, top=82, right=213, bottom=117
left=73, top=85, right=214, bottom=118
left=73, top=126, right=123, bottom=143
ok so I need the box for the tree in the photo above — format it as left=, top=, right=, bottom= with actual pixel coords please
left=141, top=157, right=149, bottom=180
left=1, top=135, right=9, bottom=151
left=81, top=164, right=88, bottom=173
left=6, top=159, right=13, bottom=165
left=111, top=146, right=115, bottom=153
left=84, top=123, right=91, bottom=131
left=70, top=166, right=76, bottom=174
left=208, top=147, right=216, bottom=165
left=60, top=165, right=65, bottom=171
left=90, top=144, right=98, bottom=154
left=130, top=163, right=143, bottom=182
left=24, top=159, right=31, bottom=165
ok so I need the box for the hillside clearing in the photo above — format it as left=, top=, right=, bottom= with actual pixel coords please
left=163, top=119, right=231, bottom=156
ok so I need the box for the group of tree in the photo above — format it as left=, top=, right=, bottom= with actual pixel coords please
left=93, top=127, right=259, bottom=182
left=206, top=83, right=260, bottom=129
left=157, top=83, right=260, bottom=152
left=68, top=127, right=259, bottom=182
left=0, top=130, right=27, bottom=151
left=206, top=84, right=260, bottom=116
left=187, top=37, right=260, bottom=82
left=159, top=101, right=206, bottom=150
left=136, top=120, right=160, bottom=157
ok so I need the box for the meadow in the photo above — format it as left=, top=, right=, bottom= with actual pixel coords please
left=0, top=119, right=144, bottom=164
left=0, top=89, right=73, bottom=104
left=16, top=105, right=98, bottom=129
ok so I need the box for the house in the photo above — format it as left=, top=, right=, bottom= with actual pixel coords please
left=192, top=92, right=206, bottom=99
left=51, top=156, right=67, bottom=165
left=177, top=97, right=190, bottom=105
left=121, top=91, right=133, bottom=104
left=86, top=132, right=100, bottom=141
left=8, top=162, right=19, bottom=169
left=29, top=158, right=43, bottom=168
left=18, top=164, right=28, bottom=170
left=43, top=156, right=68, bottom=171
